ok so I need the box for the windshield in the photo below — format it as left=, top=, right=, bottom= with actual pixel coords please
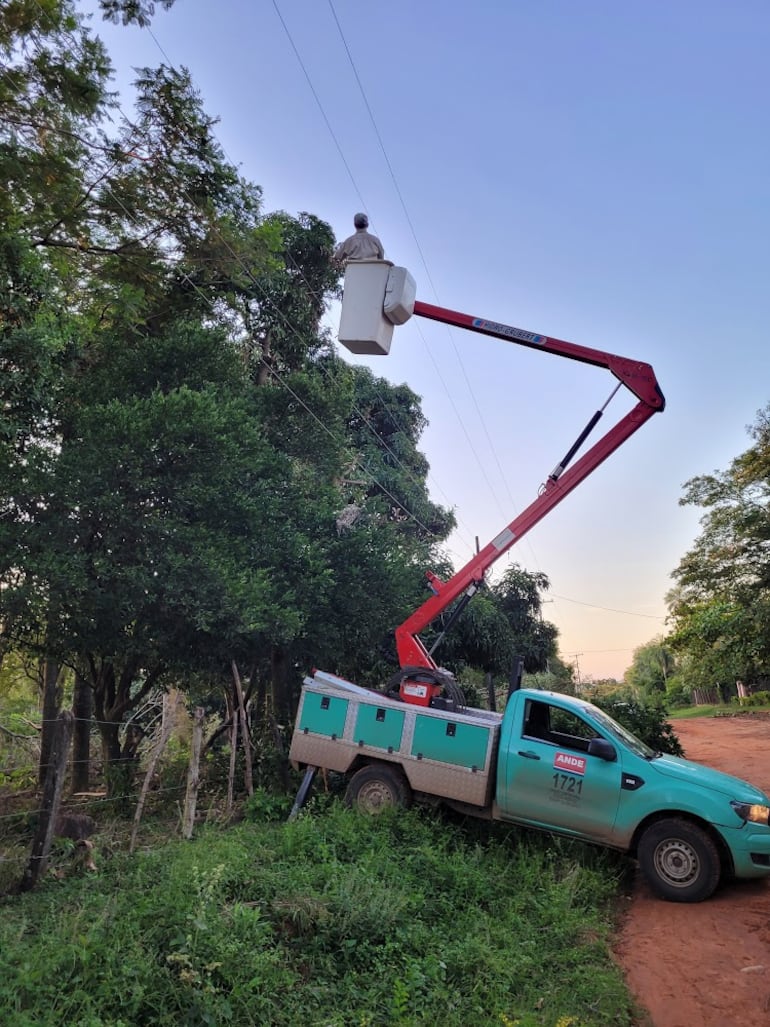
left=583, top=704, right=656, bottom=760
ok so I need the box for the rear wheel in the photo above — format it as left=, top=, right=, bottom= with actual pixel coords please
left=345, top=764, right=412, bottom=814
left=638, top=818, right=721, bottom=902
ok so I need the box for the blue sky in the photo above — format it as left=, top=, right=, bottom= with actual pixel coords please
left=83, top=0, right=770, bottom=680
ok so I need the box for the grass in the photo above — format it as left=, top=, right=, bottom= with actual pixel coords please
left=670, top=702, right=770, bottom=719
left=0, top=798, right=638, bottom=1027
left=669, top=704, right=732, bottom=719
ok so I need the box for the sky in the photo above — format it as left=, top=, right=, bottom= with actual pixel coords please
left=79, top=0, right=770, bottom=680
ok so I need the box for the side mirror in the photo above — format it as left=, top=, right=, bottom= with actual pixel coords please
left=588, top=737, right=617, bottom=762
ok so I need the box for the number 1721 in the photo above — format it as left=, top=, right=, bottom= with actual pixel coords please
left=553, top=772, right=582, bottom=795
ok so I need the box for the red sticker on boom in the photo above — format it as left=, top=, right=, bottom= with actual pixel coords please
left=554, top=752, right=587, bottom=776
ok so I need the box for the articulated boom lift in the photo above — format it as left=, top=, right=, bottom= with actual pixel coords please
left=337, top=260, right=665, bottom=708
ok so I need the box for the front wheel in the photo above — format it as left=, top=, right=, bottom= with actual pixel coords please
left=344, top=764, right=412, bottom=814
left=637, top=818, right=721, bottom=902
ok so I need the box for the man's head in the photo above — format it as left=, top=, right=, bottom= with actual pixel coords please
left=353, top=212, right=369, bottom=229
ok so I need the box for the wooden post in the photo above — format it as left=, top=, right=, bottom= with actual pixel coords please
left=226, top=688, right=238, bottom=814
left=231, top=661, right=254, bottom=797
left=19, top=710, right=74, bottom=892
left=182, top=707, right=205, bottom=840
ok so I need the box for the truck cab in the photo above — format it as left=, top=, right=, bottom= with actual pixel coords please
left=496, top=689, right=770, bottom=901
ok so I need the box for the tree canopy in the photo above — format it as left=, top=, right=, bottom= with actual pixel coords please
left=667, top=405, right=770, bottom=691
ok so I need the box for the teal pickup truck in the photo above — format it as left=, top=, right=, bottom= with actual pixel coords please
left=289, top=670, right=770, bottom=903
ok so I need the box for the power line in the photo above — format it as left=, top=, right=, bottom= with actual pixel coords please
left=551, top=594, right=666, bottom=620
left=324, top=0, right=517, bottom=541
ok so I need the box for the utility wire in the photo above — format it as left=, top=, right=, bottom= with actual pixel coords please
left=551, top=594, right=666, bottom=620
left=325, top=0, right=534, bottom=545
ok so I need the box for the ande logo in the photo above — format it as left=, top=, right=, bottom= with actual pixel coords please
left=554, top=752, right=587, bottom=776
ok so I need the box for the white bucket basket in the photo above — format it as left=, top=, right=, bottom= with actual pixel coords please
left=338, top=260, right=416, bottom=356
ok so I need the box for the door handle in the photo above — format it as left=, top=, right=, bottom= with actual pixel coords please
left=518, top=750, right=541, bottom=760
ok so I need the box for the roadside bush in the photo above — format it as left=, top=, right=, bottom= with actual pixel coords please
left=664, top=675, right=693, bottom=709
left=735, top=690, right=770, bottom=708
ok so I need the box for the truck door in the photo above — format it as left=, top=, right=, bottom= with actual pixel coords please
left=498, top=698, right=621, bottom=843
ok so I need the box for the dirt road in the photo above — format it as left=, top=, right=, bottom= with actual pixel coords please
left=614, top=715, right=770, bottom=1027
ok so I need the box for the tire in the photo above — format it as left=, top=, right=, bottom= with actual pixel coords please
left=344, top=764, right=412, bottom=814
left=638, top=818, right=721, bottom=903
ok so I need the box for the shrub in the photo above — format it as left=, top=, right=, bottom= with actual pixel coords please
left=737, top=690, right=770, bottom=708
left=593, top=692, right=684, bottom=756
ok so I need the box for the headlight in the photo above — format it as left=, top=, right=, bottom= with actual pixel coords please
left=731, top=800, right=770, bottom=826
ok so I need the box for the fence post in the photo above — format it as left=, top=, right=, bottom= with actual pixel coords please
left=182, top=707, right=205, bottom=840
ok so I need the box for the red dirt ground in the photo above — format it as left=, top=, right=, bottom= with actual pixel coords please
left=614, top=715, right=770, bottom=1027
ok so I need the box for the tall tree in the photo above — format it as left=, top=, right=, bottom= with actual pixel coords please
left=667, top=405, right=770, bottom=689
left=1, top=0, right=457, bottom=793
left=623, top=638, right=677, bottom=696
left=426, top=564, right=559, bottom=679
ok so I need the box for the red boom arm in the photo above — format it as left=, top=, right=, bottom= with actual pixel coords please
left=394, top=300, right=664, bottom=676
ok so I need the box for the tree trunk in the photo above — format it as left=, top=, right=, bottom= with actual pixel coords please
left=71, top=672, right=92, bottom=792
left=38, top=659, right=62, bottom=788
left=20, top=711, right=74, bottom=892
left=271, top=645, right=290, bottom=726
left=98, top=718, right=133, bottom=801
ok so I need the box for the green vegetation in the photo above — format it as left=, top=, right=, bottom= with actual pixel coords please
left=670, top=694, right=770, bottom=719
left=668, top=704, right=732, bottom=720
left=0, top=804, right=635, bottom=1027
left=581, top=688, right=684, bottom=757
left=0, top=0, right=564, bottom=798
left=665, top=405, right=770, bottom=698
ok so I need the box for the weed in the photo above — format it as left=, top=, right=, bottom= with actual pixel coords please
left=0, top=804, right=635, bottom=1026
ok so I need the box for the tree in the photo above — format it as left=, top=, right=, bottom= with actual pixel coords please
left=342, top=367, right=456, bottom=541
left=251, top=361, right=457, bottom=711
left=667, top=405, right=770, bottom=690
left=492, top=565, right=559, bottom=672
left=426, top=564, right=559, bottom=682
left=0, top=2, right=338, bottom=789
left=624, top=638, right=677, bottom=696
left=0, top=1, right=458, bottom=795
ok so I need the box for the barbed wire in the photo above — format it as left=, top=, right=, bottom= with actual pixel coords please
left=0, top=779, right=194, bottom=828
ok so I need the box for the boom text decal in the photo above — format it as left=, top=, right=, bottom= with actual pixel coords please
left=471, top=318, right=547, bottom=345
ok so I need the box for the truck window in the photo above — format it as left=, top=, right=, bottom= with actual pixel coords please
left=522, top=700, right=551, bottom=741
left=523, top=700, right=598, bottom=754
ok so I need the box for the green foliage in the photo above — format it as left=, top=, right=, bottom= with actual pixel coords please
left=0, top=2, right=456, bottom=786
left=663, top=674, right=693, bottom=708
left=0, top=807, right=635, bottom=1026
left=242, top=788, right=293, bottom=823
left=623, top=638, right=677, bottom=696
left=434, top=564, right=560, bottom=679
left=589, top=690, right=684, bottom=756
left=668, top=403, right=770, bottom=690
left=735, top=690, right=770, bottom=708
